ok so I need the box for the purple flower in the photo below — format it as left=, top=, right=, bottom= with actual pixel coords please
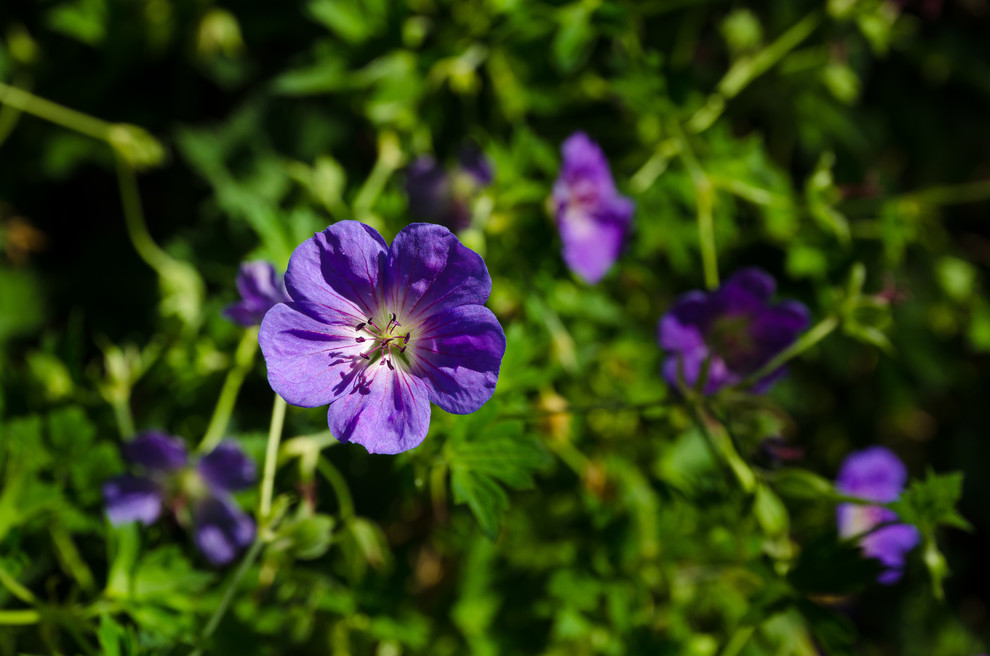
left=836, top=446, right=920, bottom=584
left=259, top=221, right=506, bottom=455
left=657, top=268, right=809, bottom=394
left=223, top=261, right=291, bottom=326
left=103, top=432, right=256, bottom=565
left=406, top=146, right=493, bottom=233
left=552, top=132, right=634, bottom=284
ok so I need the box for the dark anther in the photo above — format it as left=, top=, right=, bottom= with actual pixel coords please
left=390, top=312, right=396, bottom=322
left=399, top=346, right=406, bottom=354
left=378, top=357, right=387, bottom=366
left=386, top=358, right=394, bottom=370
left=403, top=333, right=410, bottom=344
left=355, top=322, right=366, bottom=331
left=355, top=337, right=366, bottom=343
left=360, top=352, right=370, bottom=360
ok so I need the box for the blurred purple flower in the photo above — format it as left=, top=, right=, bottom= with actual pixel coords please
left=836, top=446, right=920, bottom=584
left=553, top=132, right=634, bottom=284
left=224, top=261, right=290, bottom=326
left=405, top=146, right=493, bottom=232
left=259, top=221, right=506, bottom=455
left=103, top=432, right=256, bottom=565
left=657, top=268, right=809, bottom=395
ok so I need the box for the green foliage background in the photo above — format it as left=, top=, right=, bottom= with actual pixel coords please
left=2, top=0, right=990, bottom=654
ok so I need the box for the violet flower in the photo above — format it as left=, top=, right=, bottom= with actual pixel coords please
left=657, top=268, right=809, bottom=395
left=259, top=221, right=506, bottom=455
left=836, top=446, right=920, bottom=584
left=552, top=132, right=634, bottom=284
left=405, top=146, right=493, bottom=233
left=103, top=432, right=256, bottom=565
left=223, top=261, right=290, bottom=326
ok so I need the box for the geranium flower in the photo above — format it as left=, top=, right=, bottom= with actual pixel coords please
left=657, top=268, right=809, bottom=394
left=223, top=261, right=290, bottom=326
left=259, top=221, right=506, bottom=454
left=836, top=446, right=920, bottom=584
left=405, top=146, right=493, bottom=233
left=103, top=432, right=256, bottom=565
left=552, top=132, right=634, bottom=284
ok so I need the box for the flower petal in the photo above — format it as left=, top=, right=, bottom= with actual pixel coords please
left=192, top=495, right=256, bottom=566
left=103, top=475, right=163, bottom=526
left=327, top=365, right=432, bottom=455
left=284, top=221, right=388, bottom=320
left=198, top=441, right=256, bottom=492
left=557, top=132, right=616, bottom=195
left=864, top=522, right=920, bottom=584
left=658, top=291, right=710, bottom=352
left=709, top=268, right=777, bottom=315
left=385, top=223, right=492, bottom=322
left=558, top=207, right=628, bottom=285
left=224, top=261, right=288, bottom=327
left=458, top=144, right=493, bottom=186
left=259, top=301, right=368, bottom=408
left=661, top=350, right=735, bottom=394
left=123, top=431, right=188, bottom=471
left=836, top=446, right=908, bottom=502
left=408, top=304, right=506, bottom=414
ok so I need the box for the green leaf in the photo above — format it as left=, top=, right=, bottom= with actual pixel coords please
left=446, top=405, right=550, bottom=538
left=889, top=469, right=971, bottom=535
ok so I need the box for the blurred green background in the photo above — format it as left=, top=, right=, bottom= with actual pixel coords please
left=2, top=0, right=990, bottom=654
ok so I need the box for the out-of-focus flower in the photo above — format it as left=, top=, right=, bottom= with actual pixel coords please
left=405, top=146, right=493, bottom=232
left=552, top=132, right=634, bottom=284
left=103, top=432, right=256, bottom=565
left=836, top=446, right=920, bottom=584
left=259, top=221, right=506, bottom=454
left=223, top=261, right=290, bottom=327
left=657, top=268, right=809, bottom=395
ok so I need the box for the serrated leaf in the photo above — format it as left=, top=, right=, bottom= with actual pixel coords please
left=446, top=406, right=549, bottom=538
left=889, top=470, right=971, bottom=535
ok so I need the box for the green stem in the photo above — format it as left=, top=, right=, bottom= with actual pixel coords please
left=0, top=80, right=113, bottom=141
left=259, top=395, right=288, bottom=520
left=115, top=157, right=173, bottom=274
left=111, top=399, right=136, bottom=439
left=0, top=565, right=36, bottom=605
left=430, top=463, right=448, bottom=523
left=188, top=538, right=264, bottom=656
left=900, top=178, right=990, bottom=206
left=687, top=10, right=822, bottom=133
left=199, top=328, right=260, bottom=453
left=670, top=121, right=719, bottom=289
left=738, top=314, right=840, bottom=388
left=316, top=458, right=356, bottom=521
left=720, top=625, right=756, bottom=656
left=0, top=609, right=40, bottom=625
left=689, top=405, right=755, bottom=492
left=499, top=397, right=675, bottom=420
left=352, top=131, right=403, bottom=221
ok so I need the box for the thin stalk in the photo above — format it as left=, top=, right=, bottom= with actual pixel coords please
left=199, top=328, right=260, bottom=453
left=188, top=538, right=264, bottom=656
left=687, top=10, right=822, bottom=133
left=111, top=399, right=136, bottom=439
left=738, top=314, right=839, bottom=388
left=430, top=463, right=448, bottom=523
left=0, top=565, right=37, bottom=605
left=0, top=80, right=113, bottom=141
left=499, top=397, right=675, bottom=420
left=259, top=395, right=288, bottom=519
left=670, top=121, right=719, bottom=288
left=720, top=625, right=756, bottom=656
left=115, top=157, right=173, bottom=274
left=900, top=178, right=990, bottom=206
left=316, top=458, right=356, bottom=521
left=0, top=609, right=40, bottom=625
